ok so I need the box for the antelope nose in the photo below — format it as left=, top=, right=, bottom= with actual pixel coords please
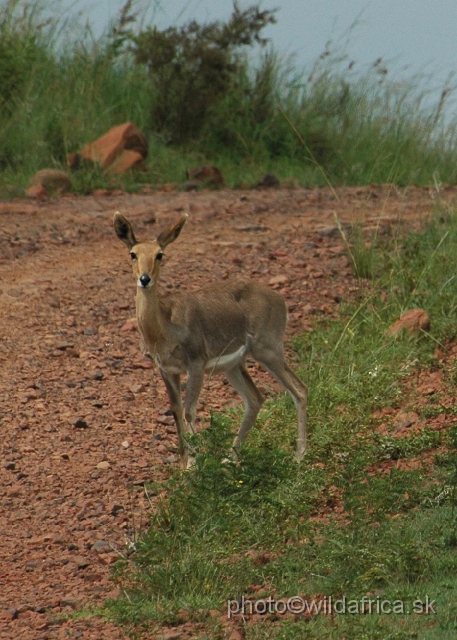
left=139, top=274, right=151, bottom=287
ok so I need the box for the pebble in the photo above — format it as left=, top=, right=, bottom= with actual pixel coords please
left=74, top=418, right=89, bottom=429
left=92, top=540, right=111, bottom=552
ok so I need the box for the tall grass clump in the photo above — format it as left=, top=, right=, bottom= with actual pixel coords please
left=104, top=213, right=457, bottom=637
left=0, top=0, right=150, bottom=190
left=2, top=1, right=457, bottom=190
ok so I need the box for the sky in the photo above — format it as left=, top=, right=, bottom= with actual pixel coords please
left=65, top=0, right=457, bottom=109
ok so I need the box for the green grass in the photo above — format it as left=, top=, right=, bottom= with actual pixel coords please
left=2, top=1, right=457, bottom=194
left=100, top=212, right=457, bottom=637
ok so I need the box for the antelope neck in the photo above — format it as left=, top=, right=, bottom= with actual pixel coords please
left=135, top=284, right=165, bottom=347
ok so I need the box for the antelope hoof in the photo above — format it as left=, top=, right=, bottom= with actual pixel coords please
left=186, top=454, right=196, bottom=470
left=221, top=457, right=237, bottom=466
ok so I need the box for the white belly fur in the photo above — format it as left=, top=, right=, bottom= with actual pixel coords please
left=206, top=344, right=247, bottom=372
left=154, top=344, right=248, bottom=375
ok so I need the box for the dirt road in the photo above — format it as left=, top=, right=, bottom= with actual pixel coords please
left=0, top=185, right=449, bottom=638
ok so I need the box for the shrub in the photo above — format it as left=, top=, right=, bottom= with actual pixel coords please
left=128, top=2, right=276, bottom=143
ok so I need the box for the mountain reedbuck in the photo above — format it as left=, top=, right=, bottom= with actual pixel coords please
left=114, top=212, right=308, bottom=468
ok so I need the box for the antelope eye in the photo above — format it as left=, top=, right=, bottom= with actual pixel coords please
left=130, top=252, right=137, bottom=260
left=156, top=252, right=164, bottom=261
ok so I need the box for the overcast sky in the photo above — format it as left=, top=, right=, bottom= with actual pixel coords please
left=66, top=0, right=457, bottom=108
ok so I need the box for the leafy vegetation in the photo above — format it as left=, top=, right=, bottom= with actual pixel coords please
left=129, top=3, right=277, bottom=143
left=102, top=210, right=457, bottom=637
left=1, top=1, right=457, bottom=193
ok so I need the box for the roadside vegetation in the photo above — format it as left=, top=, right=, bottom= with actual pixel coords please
left=1, top=0, right=457, bottom=195
left=103, top=207, right=457, bottom=638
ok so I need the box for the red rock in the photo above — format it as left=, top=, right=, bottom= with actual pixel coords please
left=25, top=184, right=47, bottom=199
left=268, top=275, right=288, bottom=286
left=386, top=309, right=431, bottom=336
left=107, top=503, right=124, bottom=516
left=29, top=169, right=71, bottom=193
left=185, top=164, right=224, bottom=185
left=107, top=149, right=145, bottom=174
left=129, top=383, right=145, bottom=394
left=121, top=318, right=137, bottom=332
left=76, top=122, right=148, bottom=173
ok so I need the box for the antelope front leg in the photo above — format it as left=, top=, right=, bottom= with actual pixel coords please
left=183, top=364, right=205, bottom=468
left=160, top=370, right=189, bottom=468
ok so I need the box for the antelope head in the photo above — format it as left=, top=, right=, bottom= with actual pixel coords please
left=113, top=212, right=188, bottom=289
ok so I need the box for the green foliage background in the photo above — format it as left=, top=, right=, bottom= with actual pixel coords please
left=1, top=0, right=457, bottom=193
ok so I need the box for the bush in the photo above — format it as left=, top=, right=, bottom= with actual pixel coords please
left=129, top=2, right=276, bottom=143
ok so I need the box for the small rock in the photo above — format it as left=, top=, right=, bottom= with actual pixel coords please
left=4, top=461, right=15, bottom=470
left=107, top=503, right=124, bottom=516
left=55, top=342, right=74, bottom=351
left=129, top=383, right=145, bottom=394
left=74, top=418, right=89, bottom=429
left=8, top=484, right=23, bottom=497
left=92, top=540, right=111, bottom=552
left=302, top=303, right=315, bottom=314
left=29, top=169, right=71, bottom=193
left=185, top=164, right=224, bottom=187
left=96, top=461, right=110, bottom=470
left=256, top=172, right=280, bottom=188
left=395, top=411, right=419, bottom=433
left=121, top=318, right=137, bottom=332
left=386, top=309, right=431, bottom=337
left=25, top=184, right=47, bottom=199
left=317, top=225, right=341, bottom=238
left=161, top=632, right=183, bottom=640
left=60, top=597, right=81, bottom=610
left=71, top=555, right=90, bottom=569
left=268, top=275, right=288, bottom=286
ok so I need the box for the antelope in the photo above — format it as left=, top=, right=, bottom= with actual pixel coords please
left=114, top=212, right=308, bottom=468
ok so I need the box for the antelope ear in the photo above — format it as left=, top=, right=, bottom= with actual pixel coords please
left=157, top=214, right=188, bottom=249
left=114, top=212, right=138, bottom=250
